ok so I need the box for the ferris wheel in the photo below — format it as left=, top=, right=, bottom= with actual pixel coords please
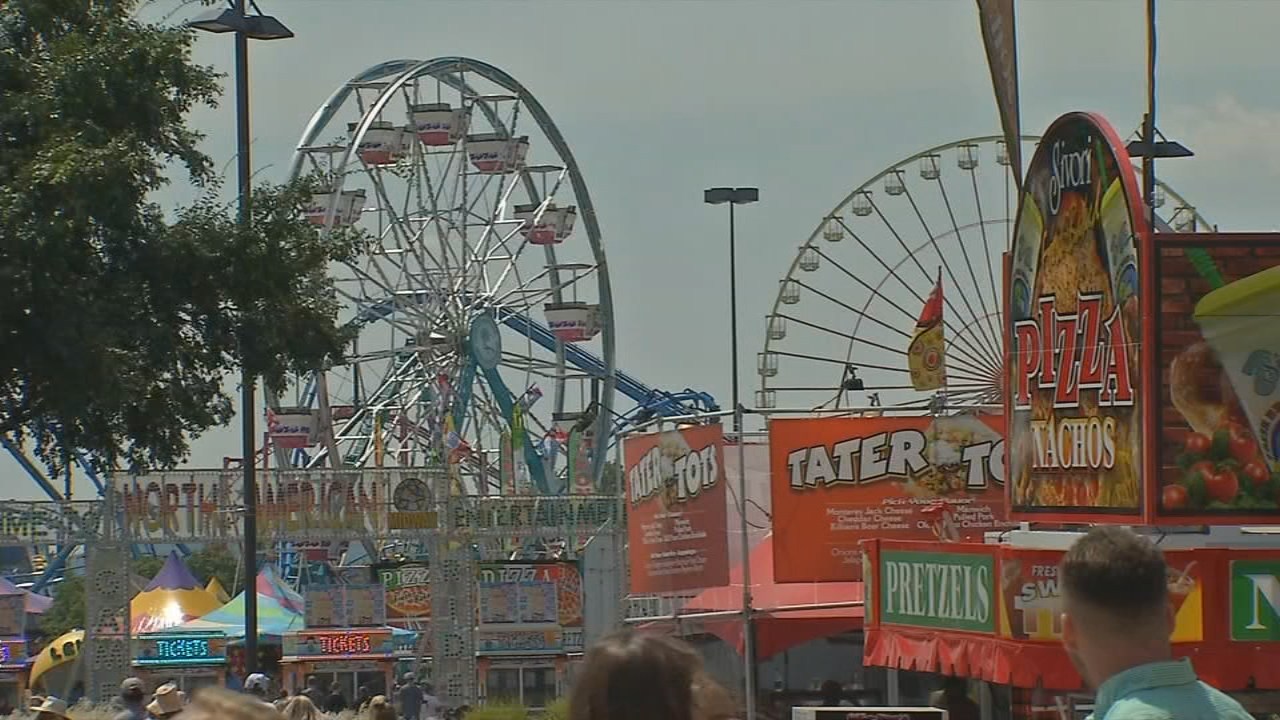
left=284, top=57, right=614, bottom=496
left=756, top=135, right=1211, bottom=413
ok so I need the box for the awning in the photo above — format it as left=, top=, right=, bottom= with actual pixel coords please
left=681, top=534, right=864, bottom=659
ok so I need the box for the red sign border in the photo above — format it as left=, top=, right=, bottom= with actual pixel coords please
left=1005, top=111, right=1152, bottom=524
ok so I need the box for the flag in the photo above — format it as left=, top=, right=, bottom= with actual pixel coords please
left=908, top=270, right=947, bottom=391
left=976, top=0, right=1022, bottom=189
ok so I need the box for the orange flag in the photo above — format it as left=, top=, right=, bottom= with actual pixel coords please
left=908, top=270, right=947, bottom=391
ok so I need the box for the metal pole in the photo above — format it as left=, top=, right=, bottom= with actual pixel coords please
left=728, top=202, right=756, bottom=720
left=1142, top=0, right=1156, bottom=228
left=234, top=0, right=259, bottom=676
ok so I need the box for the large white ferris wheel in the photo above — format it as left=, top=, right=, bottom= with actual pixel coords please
left=284, top=57, right=616, bottom=495
left=756, top=135, right=1212, bottom=413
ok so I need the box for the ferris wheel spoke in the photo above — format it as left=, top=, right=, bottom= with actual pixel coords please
left=890, top=183, right=1002, bottom=366
left=929, top=174, right=1003, bottom=357
left=774, top=312, right=909, bottom=360
left=967, top=168, right=1002, bottom=317
left=832, top=217, right=995, bottom=372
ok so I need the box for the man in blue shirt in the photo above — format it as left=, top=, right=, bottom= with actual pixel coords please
left=1060, top=526, right=1252, bottom=720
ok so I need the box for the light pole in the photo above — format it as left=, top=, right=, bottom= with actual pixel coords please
left=188, top=0, right=292, bottom=679
left=703, top=186, right=759, bottom=720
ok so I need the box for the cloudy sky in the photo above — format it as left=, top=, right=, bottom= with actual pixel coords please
left=6, top=0, right=1280, bottom=499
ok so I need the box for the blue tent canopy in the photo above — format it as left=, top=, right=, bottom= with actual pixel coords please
left=159, top=591, right=304, bottom=640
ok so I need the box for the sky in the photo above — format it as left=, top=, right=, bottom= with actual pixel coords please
left=6, top=0, right=1280, bottom=500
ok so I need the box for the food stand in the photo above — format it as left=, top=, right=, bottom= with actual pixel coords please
left=858, top=110, right=1280, bottom=719
left=280, top=584, right=415, bottom=699
left=474, top=561, right=585, bottom=709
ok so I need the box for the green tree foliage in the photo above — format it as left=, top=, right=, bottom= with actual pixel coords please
left=187, top=544, right=242, bottom=595
left=0, top=0, right=363, bottom=475
left=133, top=555, right=165, bottom=581
left=37, top=576, right=84, bottom=642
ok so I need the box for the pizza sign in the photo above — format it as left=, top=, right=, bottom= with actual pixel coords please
left=1006, top=112, right=1148, bottom=519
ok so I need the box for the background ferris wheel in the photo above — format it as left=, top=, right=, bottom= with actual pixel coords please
left=756, top=135, right=1211, bottom=414
left=284, top=57, right=614, bottom=496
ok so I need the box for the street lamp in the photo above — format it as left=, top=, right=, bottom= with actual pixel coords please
left=703, top=186, right=759, bottom=720
left=189, top=0, right=292, bottom=679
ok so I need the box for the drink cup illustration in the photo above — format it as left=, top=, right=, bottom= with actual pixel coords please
left=1194, top=266, right=1280, bottom=471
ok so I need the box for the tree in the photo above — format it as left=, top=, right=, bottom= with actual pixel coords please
left=187, top=544, right=242, bottom=596
left=0, top=0, right=363, bottom=475
left=37, top=575, right=84, bottom=642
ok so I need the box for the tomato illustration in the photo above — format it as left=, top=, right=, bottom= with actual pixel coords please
left=1243, top=461, right=1270, bottom=487
left=1206, top=468, right=1240, bottom=505
left=1162, top=484, right=1188, bottom=510
left=1184, top=433, right=1212, bottom=455
left=1229, top=428, right=1260, bottom=463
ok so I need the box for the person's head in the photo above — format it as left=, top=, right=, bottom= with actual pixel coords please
left=244, top=674, right=272, bottom=698
left=569, top=630, right=735, bottom=720
left=402, top=673, right=416, bottom=687
left=181, top=688, right=282, bottom=720
left=307, top=676, right=322, bottom=690
left=148, top=683, right=185, bottom=719
left=819, top=680, right=842, bottom=705
left=367, top=696, right=396, bottom=720
left=33, top=697, right=69, bottom=720
left=1061, top=526, right=1174, bottom=687
left=329, top=682, right=342, bottom=694
left=122, top=678, right=147, bottom=705
left=282, top=695, right=319, bottom=720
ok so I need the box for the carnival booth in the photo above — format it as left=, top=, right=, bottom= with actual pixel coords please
left=0, top=577, right=51, bottom=707
left=859, top=110, right=1280, bottom=718
left=280, top=584, right=415, bottom=700
left=143, top=567, right=306, bottom=690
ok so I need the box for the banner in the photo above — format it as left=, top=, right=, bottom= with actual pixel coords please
left=1230, top=556, right=1280, bottom=641
left=267, top=407, right=315, bottom=450
left=1154, top=236, right=1280, bottom=523
left=880, top=546, right=996, bottom=633
left=771, top=415, right=1008, bottom=583
left=1007, top=112, right=1148, bottom=522
left=975, top=0, right=1021, bottom=188
left=624, top=425, right=730, bottom=594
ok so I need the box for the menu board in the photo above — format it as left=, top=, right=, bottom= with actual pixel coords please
left=0, top=596, right=25, bottom=637
left=478, top=579, right=558, bottom=625
left=304, top=584, right=387, bottom=628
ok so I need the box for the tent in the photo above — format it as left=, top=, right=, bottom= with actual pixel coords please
left=0, top=576, right=52, bottom=614
left=166, top=590, right=305, bottom=639
left=207, top=577, right=231, bottom=604
left=680, top=534, right=864, bottom=659
left=131, top=551, right=223, bottom=634
left=255, top=564, right=305, bottom=615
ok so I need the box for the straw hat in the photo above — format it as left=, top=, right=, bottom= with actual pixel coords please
left=148, top=683, right=185, bottom=717
left=34, top=697, right=70, bottom=720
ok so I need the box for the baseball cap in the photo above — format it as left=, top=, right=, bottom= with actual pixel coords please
left=244, top=673, right=270, bottom=692
left=121, top=678, right=145, bottom=694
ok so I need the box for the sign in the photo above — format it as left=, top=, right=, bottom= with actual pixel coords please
left=283, top=630, right=395, bottom=658
left=996, top=548, right=1203, bottom=643
left=477, top=562, right=584, bottom=628
left=975, top=0, right=1021, bottom=191
left=793, top=709, right=947, bottom=720
left=770, top=415, right=1009, bottom=583
left=1007, top=111, right=1148, bottom=521
left=267, top=407, right=316, bottom=449
left=135, top=635, right=227, bottom=666
left=476, top=628, right=563, bottom=655
left=447, top=494, right=621, bottom=534
left=115, top=469, right=428, bottom=542
left=879, top=548, right=995, bottom=633
left=0, top=502, right=103, bottom=543
left=304, top=584, right=387, bottom=628
left=376, top=562, right=431, bottom=622
left=624, top=425, right=730, bottom=593
left=0, top=640, right=26, bottom=666
left=1231, top=558, right=1280, bottom=641
left=1154, top=235, right=1280, bottom=522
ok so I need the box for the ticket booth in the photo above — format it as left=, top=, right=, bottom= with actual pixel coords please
left=281, top=629, right=402, bottom=700
left=134, top=633, right=229, bottom=693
